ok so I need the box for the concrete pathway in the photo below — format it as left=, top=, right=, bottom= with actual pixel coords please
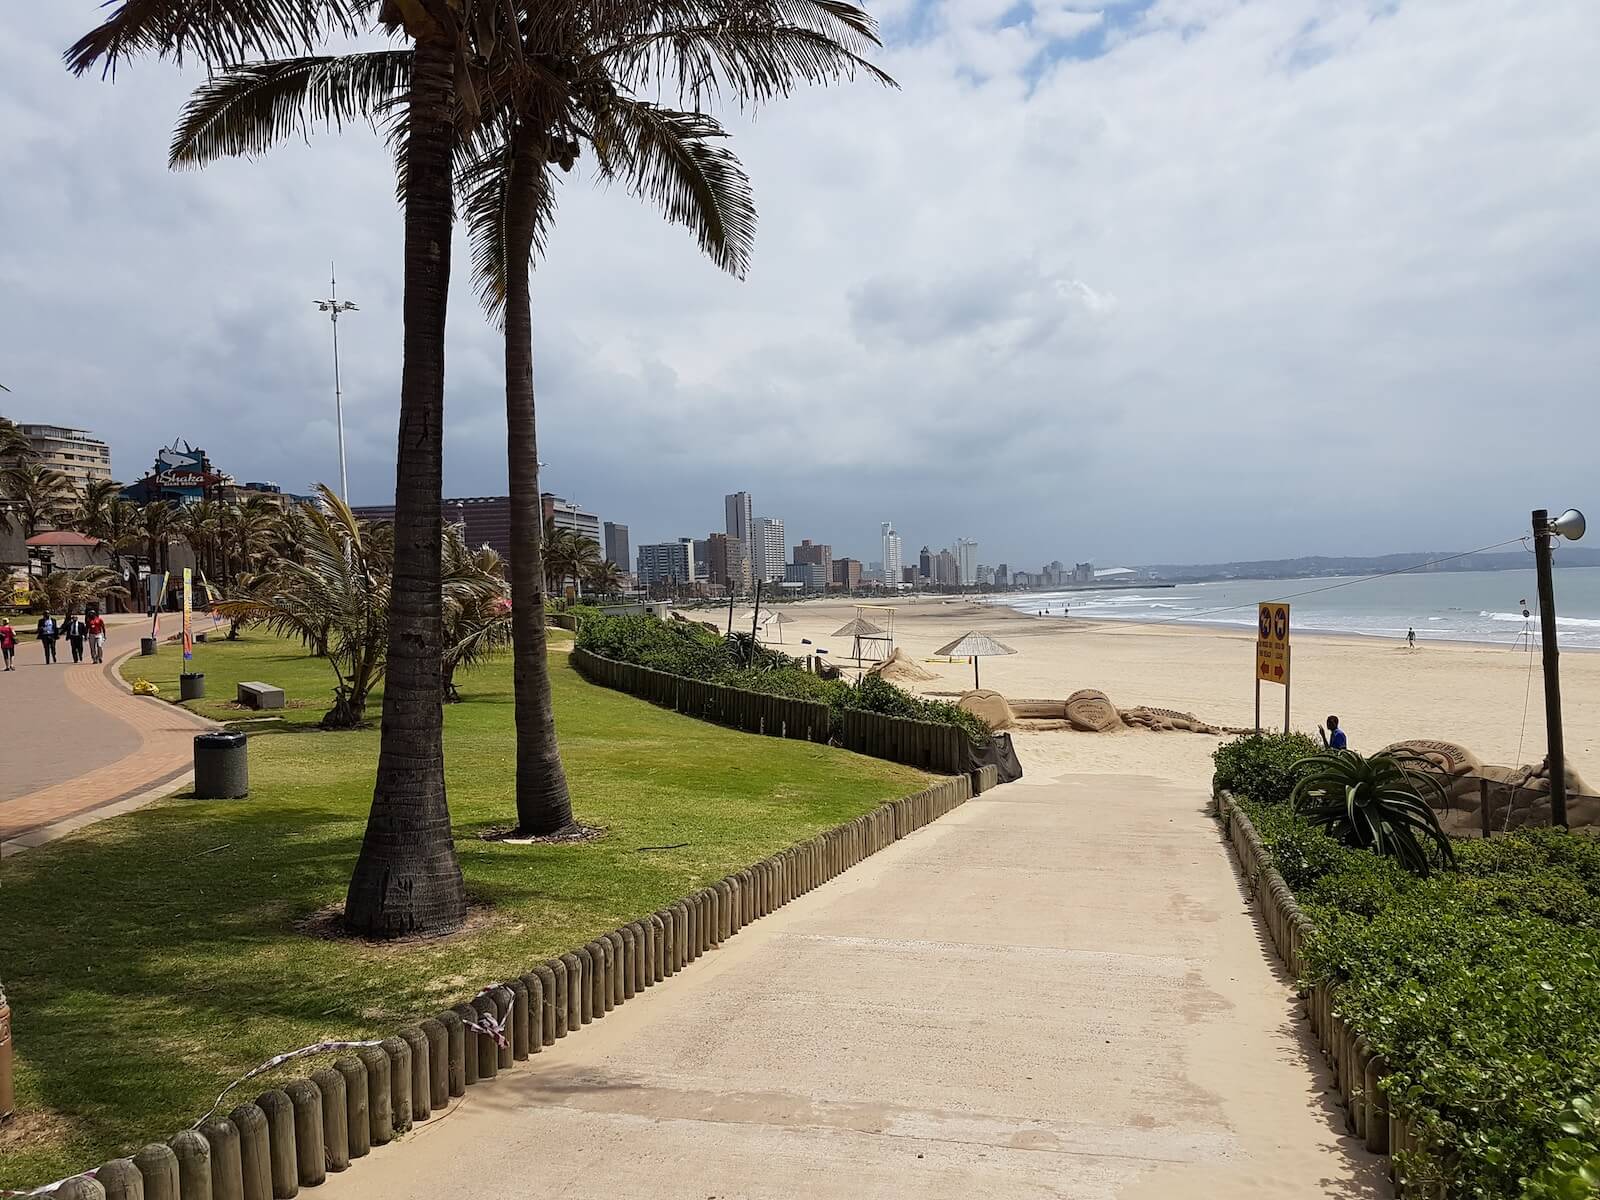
left=0, top=616, right=214, bottom=855
left=319, top=769, right=1387, bottom=1198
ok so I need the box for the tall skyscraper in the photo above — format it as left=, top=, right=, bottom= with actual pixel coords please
left=603, top=521, right=629, bottom=570
left=881, top=522, right=902, bottom=588
left=918, top=545, right=933, bottom=581
left=956, top=538, right=978, bottom=586
left=636, top=541, right=693, bottom=589
left=724, top=491, right=755, bottom=592
left=724, top=492, right=752, bottom=544
left=753, top=517, right=786, bottom=583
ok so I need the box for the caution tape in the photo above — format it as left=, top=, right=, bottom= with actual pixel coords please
left=191, top=1038, right=386, bottom=1129
left=1, top=1167, right=99, bottom=1198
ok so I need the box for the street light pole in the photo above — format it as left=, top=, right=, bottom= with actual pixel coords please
left=1532, top=507, right=1588, bottom=830
left=314, top=264, right=358, bottom=502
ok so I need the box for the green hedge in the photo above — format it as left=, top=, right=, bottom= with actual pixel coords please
left=576, top=613, right=989, bottom=745
left=1226, top=756, right=1600, bottom=1197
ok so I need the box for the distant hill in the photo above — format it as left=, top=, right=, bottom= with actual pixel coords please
left=1137, top=549, right=1600, bottom=582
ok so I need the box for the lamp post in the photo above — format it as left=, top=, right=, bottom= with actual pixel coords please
left=314, top=264, right=358, bottom=501
left=1532, top=507, right=1586, bottom=829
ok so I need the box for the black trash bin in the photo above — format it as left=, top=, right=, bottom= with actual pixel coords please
left=140, top=637, right=157, bottom=656
left=179, top=673, right=206, bottom=701
left=194, top=731, right=248, bottom=799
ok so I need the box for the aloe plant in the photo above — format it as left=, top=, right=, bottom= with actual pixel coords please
left=1291, top=750, right=1456, bottom=876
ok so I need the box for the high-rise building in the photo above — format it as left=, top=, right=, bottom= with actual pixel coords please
left=918, top=546, right=932, bottom=580
left=977, top=564, right=994, bottom=586
left=792, top=538, right=832, bottom=580
left=752, top=517, right=786, bottom=583
left=784, top=562, right=829, bottom=592
left=541, top=493, right=601, bottom=547
left=832, top=557, right=862, bottom=591
left=706, top=531, right=734, bottom=587
left=603, top=521, right=629, bottom=570
left=881, top=522, right=902, bottom=588
left=636, top=540, right=694, bottom=589
left=996, top=563, right=1009, bottom=588
left=934, top=548, right=959, bottom=586
left=956, top=538, right=978, bottom=586
left=724, top=491, right=752, bottom=544
left=692, top=538, right=711, bottom=580
left=15, top=424, right=112, bottom=491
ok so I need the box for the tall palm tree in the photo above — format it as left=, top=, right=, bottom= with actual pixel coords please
left=585, top=559, right=625, bottom=597
left=140, top=499, right=179, bottom=580
left=0, top=414, right=34, bottom=465
left=74, top=478, right=124, bottom=541
left=69, top=0, right=521, bottom=939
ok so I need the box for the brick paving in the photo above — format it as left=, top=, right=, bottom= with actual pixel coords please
left=0, top=617, right=215, bottom=852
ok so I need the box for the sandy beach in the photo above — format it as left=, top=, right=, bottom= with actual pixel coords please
left=718, top=596, right=1600, bottom=789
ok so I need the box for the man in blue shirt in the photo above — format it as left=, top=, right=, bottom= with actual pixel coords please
left=1321, top=714, right=1347, bottom=750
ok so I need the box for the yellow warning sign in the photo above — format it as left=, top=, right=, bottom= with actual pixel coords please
left=1257, top=602, right=1290, bottom=684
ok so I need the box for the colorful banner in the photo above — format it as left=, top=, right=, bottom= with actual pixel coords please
left=182, top=568, right=193, bottom=662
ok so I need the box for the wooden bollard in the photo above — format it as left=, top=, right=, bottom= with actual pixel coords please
left=619, top=927, right=638, bottom=1000
left=489, top=988, right=515, bottom=1069
left=397, top=1026, right=430, bottom=1121
left=451, top=1004, right=480, bottom=1086
left=651, top=914, right=668, bottom=981
left=54, top=1180, right=107, bottom=1200
left=534, top=963, right=559, bottom=1042
left=573, top=947, right=595, bottom=1024
left=632, top=922, right=648, bottom=990
left=168, top=1127, right=214, bottom=1200
left=201, top=1118, right=245, bottom=1199
left=638, top=920, right=655, bottom=988
left=1365, top=1054, right=1391, bottom=1153
left=435, top=1010, right=466, bottom=1098
left=332, top=1057, right=369, bottom=1159
left=605, top=933, right=626, bottom=1006
left=134, top=1143, right=181, bottom=1200
left=717, top=882, right=733, bottom=942
left=560, top=952, right=584, bottom=1028
left=516, top=975, right=542, bottom=1054
left=419, top=1018, right=449, bottom=1110
left=582, top=942, right=605, bottom=1018
left=507, top=980, right=531, bottom=1060
left=98, top=1158, right=146, bottom=1200
left=250, top=1091, right=296, bottom=1200
left=381, top=1036, right=412, bottom=1132
left=355, top=1045, right=392, bottom=1145
left=228, top=1104, right=272, bottom=1200
left=664, top=909, right=682, bottom=974
left=282, top=1079, right=324, bottom=1187
left=469, top=998, right=498, bottom=1079
left=309, top=1067, right=349, bottom=1173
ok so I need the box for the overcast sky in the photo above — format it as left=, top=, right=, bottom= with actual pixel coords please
left=3, top=1, right=1596, bottom=568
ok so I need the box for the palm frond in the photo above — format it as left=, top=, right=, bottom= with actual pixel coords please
left=585, top=99, right=755, bottom=278
left=170, top=51, right=413, bottom=168
left=66, top=0, right=364, bottom=78
left=457, top=118, right=561, bottom=326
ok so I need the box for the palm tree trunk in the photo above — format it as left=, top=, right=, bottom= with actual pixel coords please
left=345, top=37, right=468, bottom=936
left=506, top=123, right=575, bottom=835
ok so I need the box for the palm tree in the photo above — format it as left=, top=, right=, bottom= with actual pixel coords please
left=29, top=565, right=130, bottom=616
left=176, top=499, right=224, bottom=581
left=74, top=479, right=124, bottom=541
left=141, top=499, right=179, bottom=581
left=217, top=485, right=387, bottom=728
left=585, top=560, right=625, bottom=597
left=441, top=523, right=511, bottom=702
left=0, top=414, right=34, bottom=465
left=2, top=463, right=77, bottom=538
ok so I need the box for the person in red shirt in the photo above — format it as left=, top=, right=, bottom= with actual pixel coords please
left=88, top=612, right=108, bottom=664
left=0, top=617, right=16, bottom=671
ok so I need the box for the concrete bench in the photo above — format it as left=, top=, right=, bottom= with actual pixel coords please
left=237, top=681, right=285, bottom=710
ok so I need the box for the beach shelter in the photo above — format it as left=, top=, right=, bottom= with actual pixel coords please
left=934, top=631, right=1018, bottom=688
left=832, top=616, right=888, bottom=662
left=761, top=611, right=797, bottom=644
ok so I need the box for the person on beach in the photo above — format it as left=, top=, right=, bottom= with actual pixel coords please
left=1407, top=626, right=1416, bottom=649
left=88, top=611, right=107, bottom=664
left=36, top=611, right=59, bottom=664
left=0, top=617, right=15, bottom=671
left=1320, top=714, right=1348, bottom=751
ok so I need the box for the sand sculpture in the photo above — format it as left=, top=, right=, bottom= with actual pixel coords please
left=1383, top=739, right=1600, bottom=832
left=962, top=688, right=1238, bottom=735
left=869, top=648, right=939, bottom=685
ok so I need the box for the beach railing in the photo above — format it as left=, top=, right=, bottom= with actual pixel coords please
left=570, top=648, right=971, bottom=775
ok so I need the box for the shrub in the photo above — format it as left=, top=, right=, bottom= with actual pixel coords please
left=1290, top=750, right=1455, bottom=878
left=576, top=613, right=989, bottom=745
left=1212, top=731, right=1321, bottom=804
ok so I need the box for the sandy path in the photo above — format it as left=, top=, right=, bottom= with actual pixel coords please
left=316, top=760, right=1384, bottom=1199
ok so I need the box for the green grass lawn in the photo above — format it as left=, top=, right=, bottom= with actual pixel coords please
left=0, top=632, right=927, bottom=1189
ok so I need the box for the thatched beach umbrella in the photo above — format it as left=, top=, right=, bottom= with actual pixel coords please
left=934, top=631, right=1018, bottom=688
left=761, top=611, right=797, bottom=644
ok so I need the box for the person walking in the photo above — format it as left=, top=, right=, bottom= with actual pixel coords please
left=63, top=612, right=89, bottom=663
left=1407, top=626, right=1416, bottom=649
left=88, top=612, right=107, bottom=664
left=36, top=611, right=59, bottom=664
left=0, top=616, right=16, bottom=671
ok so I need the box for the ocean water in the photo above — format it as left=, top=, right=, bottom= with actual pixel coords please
left=997, top=567, right=1600, bottom=650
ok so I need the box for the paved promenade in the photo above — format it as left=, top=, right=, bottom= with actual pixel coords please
left=1, top=616, right=214, bottom=854
left=320, top=768, right=1386, bottom=1199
